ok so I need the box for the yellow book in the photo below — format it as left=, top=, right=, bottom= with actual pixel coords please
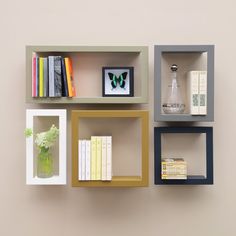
left=96, top=137, right=102, bottom=180
left=91, top=136, right=97, bottom=180
left=39, top=57, right=44, bottom=97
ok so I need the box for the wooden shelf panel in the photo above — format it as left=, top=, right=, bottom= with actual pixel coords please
left=26, top=46, right=148, bottom=104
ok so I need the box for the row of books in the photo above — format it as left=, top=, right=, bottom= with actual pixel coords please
left=32, top=54, right=76, bottom=98
left=78, top=136, right=112, bottom=181
left=187, top=70, right=207, bottom=115
left=161, top=158, right=187, bottom=179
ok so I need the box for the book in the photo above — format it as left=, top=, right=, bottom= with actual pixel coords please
left=32, top=53, right=36, bottom=97
left=54, top=56, right=62, bottom=97
left=39, top=57, right=44, bottom=97
left=65, top=57, right=73, bottom=97
left=81, top=140, right=86, bottom=181
left=199, top=71, right=207, bottom=115
left=78, top=140, right=82, bottom=181
left=101, top=137, right=107, bottom=181
left=161, top=158, right=187, bottom=179
left=96, top=137, right=102, bottom=180
left=43, top=57, right=49, bottom=97
left=36, top=56, right=39, bottom=97
left=91, top=136, right=97, bottom=180
left=48, top=56, right=55, bottom=97
left=85, top=140, right=91, bottom=180
left=106, top=136, right=112, bottom=181
left=61, top=58, right=69, bottom=97
left=187, top=71, right=199, bottom=115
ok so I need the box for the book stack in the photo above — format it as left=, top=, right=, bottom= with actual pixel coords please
left=32, top=53, right=76, bottom=98
left=187, top=71, right=207, bottom=115
left=78, top=136, right=112, bottom=181
left=161, top=158, right=187, bottom=179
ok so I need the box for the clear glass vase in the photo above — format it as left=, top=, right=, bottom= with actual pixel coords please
left=162, top=64, right=185, bottom=114
left=37, top=147, right=53, bottom=178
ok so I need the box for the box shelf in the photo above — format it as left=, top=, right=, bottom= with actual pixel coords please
left=154, top=126, right=213, bottom=185
left=71, top=110, right=149, bottom=187
left=26, top=109, right=67, bottom=185
left=154, top=45, right=214, bottom=122
left=26, top=46, right=148, bottom=104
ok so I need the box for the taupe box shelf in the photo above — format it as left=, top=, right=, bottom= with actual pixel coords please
left=154, top=45, right=214, bottom=122
left=26, top=46, right=148, bottom=104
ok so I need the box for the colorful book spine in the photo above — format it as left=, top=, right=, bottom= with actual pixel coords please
left=199, top=71, right=207, bottom=115
left=106, top=136, right=112, bottom=181
left=48, top=56, right=55, bottom=97
left=85, top=140, right=91, bottom=180
left=96, top=137, right=102, bottom=180
left=61, top=58, right=69, bottom=97
left=187, top=71, right=199, bottom=115
left=91, top=136, right=97, bottom=180
left=32, top=53, right=36, bottom=97
left=43, top=57, right=48, bottom=97
left=101, top=137, right=107, bottom=181
left=64, top=57, right=73, bottom=97
left=39, top=57, right=44, bottom=97
left=36, top=56, right=39, bottom=97
left=78, top=140, right=82, bottom=181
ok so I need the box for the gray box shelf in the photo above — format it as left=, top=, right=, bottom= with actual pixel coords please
left=26, top=46, right=148, bottom=104
left=154, top=45, right=214, bottom=122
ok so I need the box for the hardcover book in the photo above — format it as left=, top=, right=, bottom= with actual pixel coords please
left=61, top=58, right=69, bottom=97
left=54, top=56, right=62, bottom=97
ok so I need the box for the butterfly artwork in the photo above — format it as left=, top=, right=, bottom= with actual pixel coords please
left=102, top=67, right=134, bottom=97
left=108, top=72, right=128, bottom=90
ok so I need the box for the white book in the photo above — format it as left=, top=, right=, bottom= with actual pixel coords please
left=85, top=140, right=91, bottom=180
left=106, top=136, right=112, bottom=181
left=78, top=140, right=82, bottom=181
left=187, top=71, right=199, bottom=115
left=48, top=56, right=55, bottom=97
left=81, top=140, right=86, bottom=181
left=101, top=137, right=107, bottom=181
left=199, top=71, right=207, bottom=115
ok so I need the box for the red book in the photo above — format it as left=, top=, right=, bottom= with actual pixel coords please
left=32, top=53, right=36, bottom=97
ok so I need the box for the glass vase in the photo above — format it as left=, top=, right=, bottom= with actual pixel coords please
left=37, top=147, right=53, bottom=178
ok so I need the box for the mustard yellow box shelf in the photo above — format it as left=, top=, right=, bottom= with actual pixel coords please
left=71, top=110, right=149, bottom=187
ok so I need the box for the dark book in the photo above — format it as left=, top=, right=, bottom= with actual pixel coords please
left=54, top=56, right=62, bottom=97
left=61, top=58, right=69, bottom=97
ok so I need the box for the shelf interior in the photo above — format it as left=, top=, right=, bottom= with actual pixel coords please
left=33, top=116, right=59, bottom=177
left=78, top=117, right=142, bottom=177
left=161, top=133, right=206, bottom=177
left=161, top=52, right=208, bottom=115
left=33, top=51, right=142, bottom=98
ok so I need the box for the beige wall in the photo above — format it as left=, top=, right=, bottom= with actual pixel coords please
left=0, top=0, right=235, bottom=235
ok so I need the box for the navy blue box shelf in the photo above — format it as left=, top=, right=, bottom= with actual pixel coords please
left=154, top=126, right=213, bottom=185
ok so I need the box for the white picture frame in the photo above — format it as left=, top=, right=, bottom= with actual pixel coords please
left=26, top=109, right=67, bottom=185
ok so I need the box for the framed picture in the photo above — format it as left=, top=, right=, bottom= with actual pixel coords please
left=102, top=67, right=134, bottom=97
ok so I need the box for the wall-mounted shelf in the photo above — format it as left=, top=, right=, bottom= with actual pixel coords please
left=154, top=126, right=213, bottom=185
left=154, top=45, right=214, bottom=122
left=26, top=109, right=67, bottom=185
left=71, top=110, right=149, bottom=187
left=26, top=46, right=148, bottom=104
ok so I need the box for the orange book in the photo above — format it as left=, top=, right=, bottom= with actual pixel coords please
left=65, top=58, right=76, bottom=97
